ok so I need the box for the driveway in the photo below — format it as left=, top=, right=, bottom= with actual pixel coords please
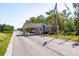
left=12, top=36, right=61, bottom=56
left=28, top=36, right=79, bottom=56
left=5, top=31, right=79, bottom=56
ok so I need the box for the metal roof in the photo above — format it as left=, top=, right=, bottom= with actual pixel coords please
left=23, top=23, right=52, bottom=29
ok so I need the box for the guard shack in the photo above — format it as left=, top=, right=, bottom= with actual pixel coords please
left=22, top=23, right=52, bottom=36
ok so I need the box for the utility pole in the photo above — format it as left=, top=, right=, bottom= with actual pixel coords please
left=43, top=3, right=60, bottom=46
left=54, top=3, right=59, bottom=36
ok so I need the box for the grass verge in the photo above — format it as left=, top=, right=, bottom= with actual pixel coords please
left=0, top=33, right=12, bottom=56
left=48, top=34, right=79, bottom=42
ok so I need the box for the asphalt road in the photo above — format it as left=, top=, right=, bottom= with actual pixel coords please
left=10, top=31, right=79, bottom=56
left=12, top=32, right=61, bottom=56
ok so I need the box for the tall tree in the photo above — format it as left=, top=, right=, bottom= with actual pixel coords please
left=73, top=3, right=79, bottom=35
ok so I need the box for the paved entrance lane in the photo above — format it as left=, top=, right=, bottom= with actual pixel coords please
left=28, top=36, right=79, bottom=56
left=7, top=31, right=79, bottom=56
left=12, top=36, right=61, bottom=56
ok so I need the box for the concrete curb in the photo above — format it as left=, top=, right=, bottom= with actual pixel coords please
left=5, top=32, right=14, bottom=56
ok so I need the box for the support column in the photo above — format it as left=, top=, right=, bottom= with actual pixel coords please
left=34, top=28, right=37, bottom=35
left=27, top=28, right=29, bottom=36
left=23, top=29, right=25, bottom=35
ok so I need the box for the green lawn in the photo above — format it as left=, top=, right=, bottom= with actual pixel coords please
left=0, top=33, right=12, bottom=56
left=48, top=35, right=79, bottom=42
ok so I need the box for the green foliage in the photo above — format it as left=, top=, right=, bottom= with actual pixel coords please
left=0, top=24, right=14, bottom=33
left=49, top=35, right=79, bottom=42
left=0, top=23, right=13, bottom=55
left=73, top=3, right=79, bottom=35
left=0, top=33, right=6, bottom=42
left=75, top=30, right=79, bottom=35
left=0, top=33, right=12, bottom=56
left=26, top=15, right=46, bottom=23
left=24, top=4, right=78, bottom=35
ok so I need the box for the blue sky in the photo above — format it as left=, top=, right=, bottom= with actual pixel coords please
left=0, top=3, right=73, bottom=29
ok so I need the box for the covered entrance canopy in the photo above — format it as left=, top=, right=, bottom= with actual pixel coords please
left=20, top=23, right=52, bottom=36
left=22, top=23, right=44, bottom=35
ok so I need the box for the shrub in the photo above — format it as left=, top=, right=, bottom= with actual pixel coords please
left=0, top=33, right=6, bottom=41
left=76, top=31, right=79, bottom=35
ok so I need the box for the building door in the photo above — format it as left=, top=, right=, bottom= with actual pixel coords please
left=43, top=26, right=45, bottom=33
